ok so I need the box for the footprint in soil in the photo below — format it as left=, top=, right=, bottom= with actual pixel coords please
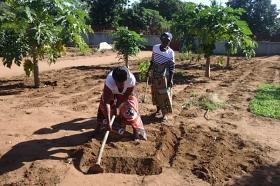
left=192, top=165, right=211, bottom=181
left=220, top=112, right=241, bottom=121
left=216, top=120, right=237, bottom=130
left=179, top=109, right=199, bottom=118
left=186, top=152, right=197, bottom=160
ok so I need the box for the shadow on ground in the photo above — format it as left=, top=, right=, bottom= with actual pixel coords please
left=69, top=65, right=113, bottom=72
left=141, top=113, right=163, bottom=125
left=0, top=80, right=28, bottom=96
left=232, top=163, right=280, bottom=186
left=0, top=118, right=97, bottom=175
left=34, top=117, right=97, bottom=135
left=133, top=71, right=200, bottom=85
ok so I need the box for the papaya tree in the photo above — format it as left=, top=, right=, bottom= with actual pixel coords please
left=0, top=0, right=92, bottom=88
left=172, top=4, right=256, bottom=77
left=225, top=41, right=238, bottom=68
left=224, top=18, right=257, bottom=68
left=225, top=36, right=256, bottom=68
left=113, top=27, right=145, bottom=68
left=195, top=6, right=256, bottom=77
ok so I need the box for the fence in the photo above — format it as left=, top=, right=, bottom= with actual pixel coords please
left=85, top=32, right=280, bottom=56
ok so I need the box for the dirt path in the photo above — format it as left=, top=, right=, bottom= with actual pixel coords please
left=0, top=55, right=279, bottom=186
left=0, top=51, right=152, bottom=78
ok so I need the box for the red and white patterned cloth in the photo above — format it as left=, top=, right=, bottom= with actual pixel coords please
left=97, top=95, right=147, bottom=140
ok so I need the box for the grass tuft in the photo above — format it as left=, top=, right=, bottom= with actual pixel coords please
left=182, top=92, right=224, bottom=111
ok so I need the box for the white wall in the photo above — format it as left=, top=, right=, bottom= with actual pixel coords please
left=85, top=33, right=280, bottom=55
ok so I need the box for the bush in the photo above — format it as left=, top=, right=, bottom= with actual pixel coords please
left=138, top=59, right=150, bottom=81
left=176, top=51, right=193, bottom=62
left=113, top=27, right=145, bottom=67
left=216, top=56, right=225, bottom=67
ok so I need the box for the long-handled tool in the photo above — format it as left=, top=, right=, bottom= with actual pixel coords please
left=142, top=76, right=149, bottom=103
left=90, top=115, right=116, bottom=174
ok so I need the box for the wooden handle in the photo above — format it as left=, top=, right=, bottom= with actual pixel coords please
left=143, top=77, right=149, bottom=102
left=96, top=115, right=116, bottom=165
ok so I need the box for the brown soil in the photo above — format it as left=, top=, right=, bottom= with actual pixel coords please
left=0, top=53, right=279, bottom=186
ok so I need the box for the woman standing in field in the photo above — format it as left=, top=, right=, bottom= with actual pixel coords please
left=148, top=32, right=175, bottom=120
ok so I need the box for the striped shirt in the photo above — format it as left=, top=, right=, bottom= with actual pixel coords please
left=152, top=44, right=175, bottom=73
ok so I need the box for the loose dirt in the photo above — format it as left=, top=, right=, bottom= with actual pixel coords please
left=0, top=52, right=279, bottom=186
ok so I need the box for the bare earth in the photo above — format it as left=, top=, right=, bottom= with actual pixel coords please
left=0, top=51, right=279, bottom=186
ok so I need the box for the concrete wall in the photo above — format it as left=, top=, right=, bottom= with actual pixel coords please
left=213, top=42, right=227, bottom=55
left=84, top=32, right=113, bottom=46
left=85, top=33, right=280, bottom=55
left=143, top=35, right=161, bottom=48
left=84, top=32, right=160, bottom=47
left=255, top=41, right=280, bottom=55
left=214, top=41, right=280, bottom=55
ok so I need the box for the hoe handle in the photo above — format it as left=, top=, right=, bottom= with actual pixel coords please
left=143, top=76, right=149, bottom=103
left=96, top=115, right=116, bottom=165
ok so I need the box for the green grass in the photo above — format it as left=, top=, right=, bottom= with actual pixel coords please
left=198, top=97, right=224, bottom=111
left=182, top=93, right=224, bottom=111
left=249, top=84, right=280, bottom=119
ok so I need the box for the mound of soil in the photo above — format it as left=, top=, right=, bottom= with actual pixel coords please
left=74, top=123, right=270, bottom=185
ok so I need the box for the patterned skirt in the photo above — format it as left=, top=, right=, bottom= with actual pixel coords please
left=151, top=76, right=173, bottom=115
left=97, top=95, right=146, bottom=139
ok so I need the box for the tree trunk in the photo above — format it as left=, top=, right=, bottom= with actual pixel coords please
left=205, top=56, right=211, bottom=78
left=226, top=55, right=230, bottom=68
left=33, top=57, right=40, bottom=88
left=125, top=55, right=129, bottom=68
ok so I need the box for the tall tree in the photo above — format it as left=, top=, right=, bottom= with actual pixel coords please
left=86, top=0, right=128, bottom=31
left=227, top=0, right=279, bottom=40
left=0, top=0, right=92, bottom=88
left=171, top=2, right=198, bottom=51
left=139, top=0, right=183, bottom=20
left=120, top=4, right=169, bottom=34
left=271, top=17, right=280, bottom=41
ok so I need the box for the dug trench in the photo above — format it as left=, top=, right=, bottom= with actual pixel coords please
left=75, top=125, right=179, bottom=175
left=73, top=122, right=272, bottom=185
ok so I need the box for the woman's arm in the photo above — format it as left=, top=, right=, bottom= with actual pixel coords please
left=124, top=87, right=134, bottom=100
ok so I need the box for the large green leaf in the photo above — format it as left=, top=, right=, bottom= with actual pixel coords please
left=0, top=0, right=92, bottom=69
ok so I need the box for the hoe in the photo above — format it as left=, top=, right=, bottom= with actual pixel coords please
left=90, top=115, right=116, bottom=174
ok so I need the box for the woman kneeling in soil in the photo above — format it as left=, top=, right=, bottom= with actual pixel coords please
left=94, top=66, right=147, bottom=141
left=147, top=32, right=175, bottom=120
